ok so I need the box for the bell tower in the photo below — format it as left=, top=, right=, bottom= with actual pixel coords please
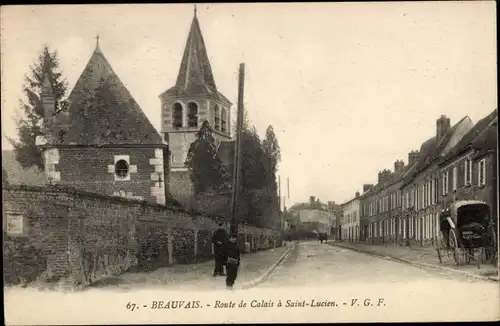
left=159, top=6, right=232, bottom=173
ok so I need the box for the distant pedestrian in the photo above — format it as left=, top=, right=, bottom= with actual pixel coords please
left=225, top=231, right=241, bottom=290
left=212, top=221, right=229, bottom=277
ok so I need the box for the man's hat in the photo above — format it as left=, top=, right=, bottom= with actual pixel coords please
left=216, top=216, right=226, bottom=225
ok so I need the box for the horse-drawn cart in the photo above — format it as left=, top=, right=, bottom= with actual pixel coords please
left=436, top=200, right=497, bottom=268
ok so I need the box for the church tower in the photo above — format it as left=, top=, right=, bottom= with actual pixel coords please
left=160, top=7, right=233, bottom=204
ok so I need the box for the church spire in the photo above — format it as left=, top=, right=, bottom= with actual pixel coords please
left=174, top=7, right=218, bottom=92
left=95, top=34, right=101, bottom=53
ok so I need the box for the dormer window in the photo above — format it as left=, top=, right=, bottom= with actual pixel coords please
left=188, top=102, right=198, bottom=128
left=173, top=103, right=183, bottom=128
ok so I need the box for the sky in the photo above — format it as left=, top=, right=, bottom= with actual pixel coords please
left=1, top=2, right=497, bottom=206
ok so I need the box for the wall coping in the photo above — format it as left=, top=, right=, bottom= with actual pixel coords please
left=3, top=184, right=201, bottom=216
left=3, top=185, right=280, bottom=234
left=37, top=143, right=169, bottom=149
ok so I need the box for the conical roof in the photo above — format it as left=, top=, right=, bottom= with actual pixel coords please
left=161, top=9, right=231, bottom=105
left=62, top=37, right=163, bottom=145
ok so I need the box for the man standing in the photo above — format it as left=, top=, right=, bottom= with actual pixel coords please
left=212, top=220, right=229, bottom=277
left=225, top=231, right=241, bottom=290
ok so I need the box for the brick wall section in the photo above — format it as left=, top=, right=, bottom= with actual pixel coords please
left=55, top=147, right=160, bottom=203
left=3, top=185, right=282, bottom=287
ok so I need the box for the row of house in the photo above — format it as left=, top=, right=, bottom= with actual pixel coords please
left=339, top=109, right=498, bottom=246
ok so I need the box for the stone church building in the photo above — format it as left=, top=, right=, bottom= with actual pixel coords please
left=36, top=8, right=234, bottom=207
left=37, top=37, right=170, bottom=206
left=160, top=8, right=235, bottom=206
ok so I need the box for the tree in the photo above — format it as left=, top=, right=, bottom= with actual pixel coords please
left=2, top=168, right=9, bottom=186
left=234, top=116, right=283, bottom=228
left=262, top=125, right=281, bottom=190
left=240, top=124, right=267, bottom=190
left=185, top=121, right=226, bottom=194
left=8, top=46, right=68, bottom=170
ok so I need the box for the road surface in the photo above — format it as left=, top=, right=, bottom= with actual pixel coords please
left=5, top=241, right=498, bottom=325
left=257, top=241, right=496, bottom=287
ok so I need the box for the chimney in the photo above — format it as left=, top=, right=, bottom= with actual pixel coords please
left=355, top=191, right=360, bottom=198
left=378, top=169, right=391, bottom=184
left=394, top=160, right=405, bottom=173
left=408, top=150, right=420, bottom=166
left=310, top=196, right=316, bottom=207
left=363, top=184, right=374, bottom=193
left=41, top=74, right=56, bottom=126
left=436, top=114, right=451, bottom=142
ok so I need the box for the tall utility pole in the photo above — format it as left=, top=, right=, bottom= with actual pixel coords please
left=278, top=175, right=282, bottom=234
left=278, top=175, right=281, bottom=211
left=230, top=63, right=245, bottom=234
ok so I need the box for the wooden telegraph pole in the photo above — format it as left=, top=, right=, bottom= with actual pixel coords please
left=278, top=175, right=282, bottom=231
left=230, top=63, right=245, bottom=234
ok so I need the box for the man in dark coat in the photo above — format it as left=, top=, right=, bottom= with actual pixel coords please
left=225, top=231, right=241, bottom=290
left=212, top=221, right=229, bottom=277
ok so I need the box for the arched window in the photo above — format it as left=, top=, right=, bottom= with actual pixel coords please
left=172, top=103, right=183, bottom=128
left=221, top=108, right=227, bottom=133
left=188, top=102, right=198, bottom=128
left=214, top=105, right=220, bottom=131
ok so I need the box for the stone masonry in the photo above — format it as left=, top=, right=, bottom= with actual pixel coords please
left=3, top=185, right=282, bottom=287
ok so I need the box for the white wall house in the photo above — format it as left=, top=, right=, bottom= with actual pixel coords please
left=341, top=193, right=361, bottom=242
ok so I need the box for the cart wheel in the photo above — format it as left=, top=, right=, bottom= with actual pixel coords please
left=449, top=229, right=462, bottom=265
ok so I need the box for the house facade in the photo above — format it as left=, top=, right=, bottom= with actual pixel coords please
left=360, top=160, right=406, bottom=245
left=340, top=192, right=361, bottom=242
left=400, top=115, right=473, bottom=247
left=359, top=183, right=374, bottom=242
left=438, top=109, right=498, bottom=225
left=327, top=201, right=343, bottom=240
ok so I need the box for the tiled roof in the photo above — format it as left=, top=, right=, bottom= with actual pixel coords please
left=162, top=11, right=232, bottom=106
left=440, top=109, right=498, bottom=163
left=401, top=117, right=466, bottom=187
left=2, top=150, right=47, bottom=186
left=471, top=114, right=498, bottom=152
left=401, top=161, right=417, bottom=180
left=60, top=40, right=163, bottom=145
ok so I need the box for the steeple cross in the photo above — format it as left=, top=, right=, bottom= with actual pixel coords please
left=194, top=4, right=197, bottom=16
left=95, top=34, right=101, bottom=52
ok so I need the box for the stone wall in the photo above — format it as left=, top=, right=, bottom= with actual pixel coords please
left=2, top=185, right=282, bottom=287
